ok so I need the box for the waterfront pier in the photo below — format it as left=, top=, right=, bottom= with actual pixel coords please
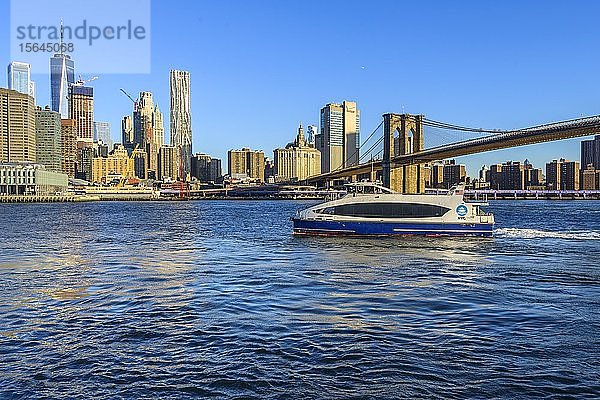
left=465, top=189, right=600, bottom=201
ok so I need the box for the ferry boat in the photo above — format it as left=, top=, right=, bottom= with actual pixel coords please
left=292, top=182, right=494, bottom=237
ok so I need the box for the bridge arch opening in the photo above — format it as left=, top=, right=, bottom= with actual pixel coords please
left=405, top=128, right=415, bottom=155
left=393, top=127, right=400, bottom=156
left=383, top=113, right=425, bottom=193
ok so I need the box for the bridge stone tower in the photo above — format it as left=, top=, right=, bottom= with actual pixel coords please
left=382, top=113, right=426, bottom=193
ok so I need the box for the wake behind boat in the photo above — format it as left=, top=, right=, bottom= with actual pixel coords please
left=292, top=182, right=494, bottom=237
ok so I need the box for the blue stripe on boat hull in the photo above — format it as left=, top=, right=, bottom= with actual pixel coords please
left=292, top=218, right=493, bottom=237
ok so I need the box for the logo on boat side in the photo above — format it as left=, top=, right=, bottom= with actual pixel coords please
left=456, top=204, right=468, bottom=216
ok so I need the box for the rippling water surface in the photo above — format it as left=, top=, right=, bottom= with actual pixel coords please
left=1, top=200, right=599, bottom=399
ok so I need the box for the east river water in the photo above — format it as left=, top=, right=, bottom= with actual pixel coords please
left=1, top=200, right=599, bottom=399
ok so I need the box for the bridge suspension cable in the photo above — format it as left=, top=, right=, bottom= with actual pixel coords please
left=331, top=120, right=383, bottom=173
left=423, top=115, right=600, bottom=135
left=358, top=135, right=385, bottom=163
left=422, top=118, right=507, bottom=134
left=397, top=114, right=508, bottom=134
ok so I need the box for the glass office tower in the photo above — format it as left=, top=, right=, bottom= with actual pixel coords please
left=50, top=54, right=75, bottom=118
left=7, top=61, right=34, bottom=99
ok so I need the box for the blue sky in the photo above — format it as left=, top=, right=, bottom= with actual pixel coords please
left=2, top=0, right=599, bottom=176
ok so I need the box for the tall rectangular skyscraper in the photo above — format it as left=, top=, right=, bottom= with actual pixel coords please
left=0, top=88, right=36, bottom=163
left=61, top=119, right=77, bottom=178
left=50, top=54, right=75, bottom=118
left=319, top=103, right=343, bottom=173
left=68, top=85, right=94, bottom=146
left=158, top=145, right=179, bottom=181
left=170, top=70, right=193, bottom=179
left=121, top=115, right=134, bottom=152
left=318, top=101, right=360, bottom=173
left=35, top=106, right=62, bottom=172
left=581, top=135, right=600, bottom=170
left=94, top=121, right=112, bottom=149
left=7, top=62, right=35, bottom=100
left=342, top=100, right=360, bottom=167
left=153, top=104, right=165, bottom=148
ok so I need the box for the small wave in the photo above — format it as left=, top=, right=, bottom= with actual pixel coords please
left=496, top=228, right=600, bottom=240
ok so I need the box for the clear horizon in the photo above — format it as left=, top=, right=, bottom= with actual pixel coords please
left=2, top=0, right=599, bottom=177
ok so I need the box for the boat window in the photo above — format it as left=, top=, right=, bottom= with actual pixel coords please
left=317, top=202, right=450, bottom=218
left=346, top=184, right=391, bottom=195
left=318, top=207, right=336, bottom=215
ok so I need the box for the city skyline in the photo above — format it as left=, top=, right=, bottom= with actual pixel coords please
left=3, top=65, right=598, bottom=183
left=1, top=1, right=600, bottom=177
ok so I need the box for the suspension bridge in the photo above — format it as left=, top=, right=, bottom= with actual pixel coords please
left=306, top=113, right=600, bottom=193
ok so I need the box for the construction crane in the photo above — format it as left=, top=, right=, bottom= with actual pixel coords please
left=119, top=88, right=140, bottom=164
left=118, top=144, right=140, bottom=188
left=73, top=75, right=99, bottom=86
left=120, top=88, right=137, bottom=110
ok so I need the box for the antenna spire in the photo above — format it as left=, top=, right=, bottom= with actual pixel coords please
left=60, top=19, right=64, bottom=54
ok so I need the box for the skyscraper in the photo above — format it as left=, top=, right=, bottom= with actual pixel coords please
left=581, top=135, right=600, bottom=170
left=342, top=101, right=360, bottom=167
left=170, top=70, right=193, bottom=179
left=35, top=106, right=62, bottom=172
left=133, top=92, right=163, bottom=177
left=153, top=104, right=165, bottom=148
left=0, top=88, right=36, bottom=163
left=228, top=148, right=265, bottom=182
left=581, top=164, right=600, bottom=190
left=209, top=158, right=222, bottom=182
left=158, top=145, right=179, bottom=181
left=133, top=92, right=154, bottom=147
left=318, top=103, right=343, bottom=173
left=546, top=158, right=580, bottom=190
left=7, top=62, right=35, bottom=100
left=318, top=101, right=360, bottom=173
left=132, top=93, right=149, bottom=177
left=68, top=85, right=94, bottom=146
left=50, top=53, right=75, bottom=118
left=121, top=115, right=134, bottom=152
left=61, top=119, right=77, bottom=178
left=94, top=121, right=112, bottom=149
